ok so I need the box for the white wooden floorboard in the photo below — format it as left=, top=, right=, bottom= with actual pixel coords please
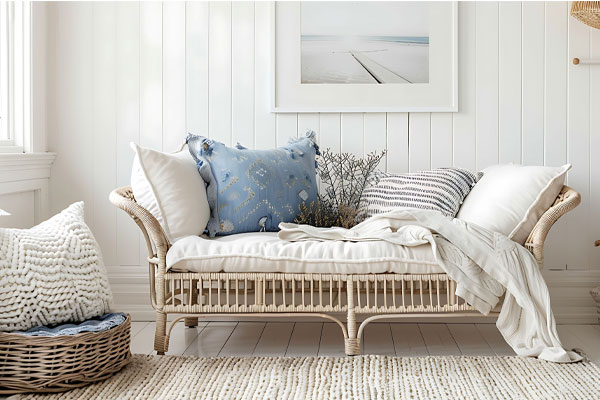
left=165, top=322, right=207, bottom=356
left=318, top=323, right=346, bottom=357
left=557, top=325, right=584, bottom=359
left=419, top=323, right=461, bottom=356
left=363, top=323, right=395, bottom=356
left=129, top=322, right=600, bottom=365
left=130, top=321, right=149, bottom=338
left=390, top=323, right=429, bottom=356
left=476, top=324, right=515, bottom=356
left=558, top=325, right=600, bottom=365
left=130, top=322, right=156, bottom=355
left=447, top=324, right=495, bottom=356
left=183, top=322, right=237, bottom=357
left=253, top=322, right=294, bottom=357
left=285, top=322, right=323, bottom=357
left=219, top=322, right=265, bottom=357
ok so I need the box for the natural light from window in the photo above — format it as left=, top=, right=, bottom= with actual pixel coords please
left=0, top=1, right=31, bottom=153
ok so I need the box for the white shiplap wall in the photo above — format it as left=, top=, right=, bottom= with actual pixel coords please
left=45, top=2, right=600, bottom=321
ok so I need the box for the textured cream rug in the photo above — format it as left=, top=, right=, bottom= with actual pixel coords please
left=15, top=354, right=600, bottom=399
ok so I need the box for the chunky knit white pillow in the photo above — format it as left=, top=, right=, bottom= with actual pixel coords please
left=0, top=202, right=112, bottom=331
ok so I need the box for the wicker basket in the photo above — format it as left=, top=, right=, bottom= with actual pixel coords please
left=571, top=2, right=600, bottom=29
left=0, top=314, right=131, bottom=394
left=592, top=287, right=600, bottom=324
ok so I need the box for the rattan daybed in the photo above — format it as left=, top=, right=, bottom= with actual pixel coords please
left=110, top=185, right=580, bottom=356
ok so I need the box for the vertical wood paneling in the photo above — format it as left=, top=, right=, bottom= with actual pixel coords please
left=48, top=2, right=94, bottom=224
left=498, top=2, right=521, bottom=164
left=363, top=113, right=387, bottom=168
left=139, top=2, right=162, bottom=151
left=340, top=113, right=363, bottom=156
left=208, top=2, right=232, bottom=145
left=589, top=26, right=600, bottom=269
left=319, top=113, right=341, bottom=153
left=544, top=2, right=568, bottom=168
left=408, top=113, right=430, bottom=172
left=567, top=15, right=591, bottom=270
left=253, top=1, right=275, bottom=149
left=163, top=2, right=186, bottom=152
left=45, top=2, right=599, bottom=275
left=92, top=2, right=117, bottom=266
left=185, top=2, right=209, bottom=137
left=232, top=2, right=255, bottom=148
left=430, top=113, right=453, bottom=168
left=276, top=114, right=297, bottom=147
left=475, top=2, right=499, bottom=170
left=386, top=113, right=408, bottom=173
left=452, top=2, right=476, bottom=171
left=543, top=2, right=568, bottom=271
left=139, top=2, right=163, bottom=266
left=297, top=114, right=320, bottom=139
left=521, top=2, right=545, bottom=166
left=116, top=2, right=140, bottom=266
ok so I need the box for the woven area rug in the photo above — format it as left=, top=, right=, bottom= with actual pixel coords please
left=15, top=354, right=600, bottom=399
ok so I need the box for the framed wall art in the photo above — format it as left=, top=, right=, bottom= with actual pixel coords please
left=271, top=1, right=458, bottom=112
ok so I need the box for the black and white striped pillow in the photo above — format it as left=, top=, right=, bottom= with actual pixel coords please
left=359, top=168, right=483, bottom=218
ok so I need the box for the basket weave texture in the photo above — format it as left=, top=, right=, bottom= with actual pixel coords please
left=571, top=2, right=600, bottom=29
left=0, top=314, right=131, bottom=394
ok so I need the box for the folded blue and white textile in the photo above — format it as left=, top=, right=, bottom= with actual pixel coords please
left=16, top=313, right=127, bottom=337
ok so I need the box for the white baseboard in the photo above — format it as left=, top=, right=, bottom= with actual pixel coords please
left=107, top=266, right=600, bottom=324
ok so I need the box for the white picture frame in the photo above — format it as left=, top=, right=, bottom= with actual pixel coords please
left=271, top=1, right=458, bottom=113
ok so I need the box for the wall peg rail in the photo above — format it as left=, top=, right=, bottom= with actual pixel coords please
left=572, top=58, right=600, bottom=65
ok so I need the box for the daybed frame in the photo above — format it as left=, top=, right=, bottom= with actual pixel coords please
left=110, top=185, right=580, bottom=356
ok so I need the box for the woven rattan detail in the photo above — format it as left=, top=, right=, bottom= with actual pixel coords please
left=571, top=2, right=600, bottom=29
left=0, top=315, right=131, bottom=394
left=109, top=184, right=580, bottom=355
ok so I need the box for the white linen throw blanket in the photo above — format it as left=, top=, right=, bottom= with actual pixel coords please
left=278, top=209, right=581, bottom=363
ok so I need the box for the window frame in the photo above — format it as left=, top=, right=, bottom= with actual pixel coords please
left=0, top=1, right=32, bottom=154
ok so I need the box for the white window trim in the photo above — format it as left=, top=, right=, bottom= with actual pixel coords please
left=0, top=1, right=32, bottom=154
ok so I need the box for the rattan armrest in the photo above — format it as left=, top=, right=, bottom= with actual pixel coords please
left=109, top=186, right=170, bottom=269
left=524, top=185, right=581, bottom=267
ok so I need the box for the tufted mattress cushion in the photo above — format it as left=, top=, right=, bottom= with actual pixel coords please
left=166, top=232, right=443, bottom=274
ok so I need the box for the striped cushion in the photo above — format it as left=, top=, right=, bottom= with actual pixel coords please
left=360, top=168, right=483, bottom=218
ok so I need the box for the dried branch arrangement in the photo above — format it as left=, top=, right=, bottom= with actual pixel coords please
left=295, top=148, right=386, bottom=228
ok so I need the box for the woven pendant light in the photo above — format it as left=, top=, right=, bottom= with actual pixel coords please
left=571, top=2, right=600, bottom=29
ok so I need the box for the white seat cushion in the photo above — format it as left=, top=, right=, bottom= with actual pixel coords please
left=166, top=232, right=443, bottom=274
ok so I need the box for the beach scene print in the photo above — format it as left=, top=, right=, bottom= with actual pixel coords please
left=301, top=2, right=429, bottom=84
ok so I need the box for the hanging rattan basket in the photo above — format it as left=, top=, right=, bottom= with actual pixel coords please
left=0, top=314, right=131, bottom=394
left=571, top=2, right=600, bottom=29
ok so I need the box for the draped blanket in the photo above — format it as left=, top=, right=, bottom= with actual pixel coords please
left=278, top=209, right=581, bottom=363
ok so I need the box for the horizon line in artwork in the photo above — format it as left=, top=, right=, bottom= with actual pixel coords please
left=301, top=35, right=430, bottom=85
left=300, top=1, right=430, bottom=85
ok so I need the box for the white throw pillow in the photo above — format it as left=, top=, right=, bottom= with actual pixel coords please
left=130, top=143, right=210, bottom=242
left=456, top=164, right=571, bottom=244
left=0, top=202, right=112, bottom=331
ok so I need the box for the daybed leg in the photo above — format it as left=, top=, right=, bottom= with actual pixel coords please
left=154, top=311, right=169, bottom=355
left=185, top=283, right=199, bottom=327
left=345, top=279, right=361, bottom=356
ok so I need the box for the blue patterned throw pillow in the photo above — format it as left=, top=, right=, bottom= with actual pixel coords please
left=187, top=131, right=319, bottom=237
